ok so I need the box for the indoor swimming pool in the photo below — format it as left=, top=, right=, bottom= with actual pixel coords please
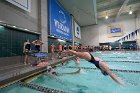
left=1, top=51, right=140, bottom=93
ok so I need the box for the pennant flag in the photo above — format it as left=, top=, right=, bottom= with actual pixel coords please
left=126, top=35, right=128, bottom=40
left=131, top=32, right=134, bottom=38
left=133, top=32, right=135, bottom=38
left=138, top=29, right=140, bottom=35
left=135, top=30, right=137, bottom=36
left=129, top=34, right=131, bottom=39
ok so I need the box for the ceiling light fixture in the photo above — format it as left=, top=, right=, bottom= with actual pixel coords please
left=129, top=10, right=133, bottom=15
left=129, top=7, right=133, bottom=15
left=105, top=12, right=109, bottom=19
left=58, top=39, right=65, bottom=42
left=24, top=29, right=29, bottom=31
left=105, top=15, right=109, bottom=19
left=13, top=26, right=16, bottom=28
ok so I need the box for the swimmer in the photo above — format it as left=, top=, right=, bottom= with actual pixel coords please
left=32, top=39, right=43, bottom=52
left=23, top=39, right=31, bottom=65
left=63, top=50, right=124, bottom=86
left=46, top=66, right=58, bottom=76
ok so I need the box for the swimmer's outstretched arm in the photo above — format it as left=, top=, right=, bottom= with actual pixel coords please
left=32, top=40, right=37, bottom=45
left=39, top=40, right=44, bottom=45
left=63, top=50, right=91, bottom=61
left=99, top=62, right=124, bottom=86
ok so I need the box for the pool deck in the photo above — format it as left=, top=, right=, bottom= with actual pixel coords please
left=0, top=56, right=75, bottom=88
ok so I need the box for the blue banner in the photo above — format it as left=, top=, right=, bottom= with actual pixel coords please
left=110, top=28, right=121, bottom=33
left=48, top=0, right=72, bottom=41
left=74, top=21, right=81, bottom=39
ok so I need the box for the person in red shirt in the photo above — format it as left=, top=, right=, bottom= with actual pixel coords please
left=58, top=43, right=63, bottom=52
left=58, top=43, right=62, bottom=58
left=51, top=43, right=55, bottom=59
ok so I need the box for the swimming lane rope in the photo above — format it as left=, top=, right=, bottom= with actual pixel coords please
left=80, top=59, right=140, bottom=63
left=91, top=56, right=127, bottom=58
left=18, top=81, right=67, bottom=93
left=59, top=66, right=140, bottom=74
left=105, top=60, right=140, bottom=63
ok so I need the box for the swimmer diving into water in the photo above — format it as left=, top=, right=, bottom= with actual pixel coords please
left=63, top=50, right=124, bottom=86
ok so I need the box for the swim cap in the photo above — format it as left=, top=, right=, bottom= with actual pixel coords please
left=52, top=71, right=57, bottom=76
left=47, top=66, right=52, bottom=72
left=47, top=68, right=51, bottom=72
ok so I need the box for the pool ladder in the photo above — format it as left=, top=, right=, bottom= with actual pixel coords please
left=18, top=81, right=67, bottom=93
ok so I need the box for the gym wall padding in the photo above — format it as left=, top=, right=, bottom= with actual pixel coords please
left=122, top=41, right=136, bottom=49
left=99, top=43, right=109, bottom=46
left=109, top=42, right=120, bottom=49
left=0, top=25, right=39, bottom=57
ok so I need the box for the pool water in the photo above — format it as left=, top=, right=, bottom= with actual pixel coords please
left=1, top=51, right=140, bottom=93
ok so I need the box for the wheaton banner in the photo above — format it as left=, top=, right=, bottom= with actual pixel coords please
left=48, top=0, right=72, bottom=41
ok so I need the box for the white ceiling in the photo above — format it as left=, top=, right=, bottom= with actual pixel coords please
left=58, top=0, right=140, bottom=27
left=97, top=0, right=140, bottom=19
left=58, top=0, right=97, bottom=26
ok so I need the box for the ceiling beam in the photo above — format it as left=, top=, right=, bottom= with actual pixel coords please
left=93, top=0, right=97, bottom=24
left=98, top=3, right=140, bottom=19
left=116, top=0, right=129, bottom=19
left=97, top=0, right=124, bottom=12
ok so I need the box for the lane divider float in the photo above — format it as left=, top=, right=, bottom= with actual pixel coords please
left=58, top=66, right=140, bottom=73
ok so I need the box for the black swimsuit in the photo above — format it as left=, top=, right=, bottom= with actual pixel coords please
left=24, top=44, right=30, bottom=54
left=69, top=46, right=72, bottom=50
left=88, top=54, right=101, bottom=69
left=88, top=53, right=108, bottom=76
left=25, top=44, right=30, bottom=50
left=35, top=45, right=40, bottom=52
